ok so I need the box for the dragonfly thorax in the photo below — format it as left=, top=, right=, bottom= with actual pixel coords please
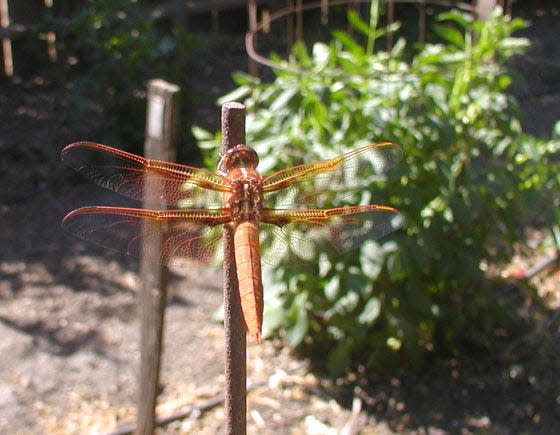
left=225, top=168, right=264, bottom=222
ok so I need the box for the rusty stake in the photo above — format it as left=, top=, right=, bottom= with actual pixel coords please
left=221, top=101, right=247, bottom=435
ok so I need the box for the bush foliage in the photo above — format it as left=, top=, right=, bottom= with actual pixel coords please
left=204, top=7, right=559, bottom=374
left=57, top=0, right=193, bottom=146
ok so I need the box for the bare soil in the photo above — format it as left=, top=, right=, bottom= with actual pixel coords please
left=1, top=4, right=559, bottom=434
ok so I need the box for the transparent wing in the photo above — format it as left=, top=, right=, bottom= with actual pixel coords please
left=62, top=206, right=230, bottom=266
left=259, top=205, right=402, bottom=265
left=61, top=142, right=227, bottom=208
left=262, top=142, right=402, bottom=208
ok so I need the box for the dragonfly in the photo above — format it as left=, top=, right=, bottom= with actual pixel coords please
left=61, top=141, right=402, bottom=342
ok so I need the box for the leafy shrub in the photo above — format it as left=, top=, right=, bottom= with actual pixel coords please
left=57, top=0, right=193, bottom=146
left=197, top=7, right=560, bottom=374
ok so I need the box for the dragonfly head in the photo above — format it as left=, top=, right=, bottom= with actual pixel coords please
left=218, top=144, right=259, bottom=174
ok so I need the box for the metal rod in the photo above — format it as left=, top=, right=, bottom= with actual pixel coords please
left=221, top=102, right=247, bottom=435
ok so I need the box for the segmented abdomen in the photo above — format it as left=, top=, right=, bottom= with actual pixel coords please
left=234, top=220, right=263, bottom=342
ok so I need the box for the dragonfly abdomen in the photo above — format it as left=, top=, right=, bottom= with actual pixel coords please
left=234, top=220, right=263, bottom=343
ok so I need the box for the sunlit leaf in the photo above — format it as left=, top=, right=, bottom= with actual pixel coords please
left=358, top=297, right=381, bottom=325
left=286, top=292, right=309, bottom=347
left=346, top=9, right=371, bottom=38
left=432, top=25, right=465, bottom=48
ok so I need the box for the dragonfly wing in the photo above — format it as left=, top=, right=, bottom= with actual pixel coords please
left=262, top=142, right=402, bottom=208
left=259, top=205, right=402, bottom=265
left=61, top=142, right=228, bottom=208
left=62, top=206, right=230, bottom=266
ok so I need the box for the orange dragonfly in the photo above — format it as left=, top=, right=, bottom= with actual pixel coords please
left=62, top=141, right=402, bottom=342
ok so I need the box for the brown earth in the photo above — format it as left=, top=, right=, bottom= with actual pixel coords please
left=0, top=4, right=559, bottom=434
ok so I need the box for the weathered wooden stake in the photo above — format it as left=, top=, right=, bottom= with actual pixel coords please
left=418, top=0, right=426, bottom=43
left=137, top=79, right=180, bottom=435
left=295, top=0, right=303, bottom=43
left=221, top=102, right=247, bottom=435
left=247, top=0, right=258, bottom=76
left=476, top=0, right=498, bottom=20
left=0, top=0, right=13, bottom=77
left=321, top=0, right=329, bottom=25
left=285, top=0, right=293, bottom=53
left=389, top=0, right=395, bottom=50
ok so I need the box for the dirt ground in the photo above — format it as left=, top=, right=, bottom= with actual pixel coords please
left=1, top=4, right=559, bottom=434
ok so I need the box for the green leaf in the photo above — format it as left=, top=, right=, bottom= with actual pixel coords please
left=437, top=10, right=473, bottom=28
left=553, top=121, right=560, bottom=140
left=262, top=300, right=285, bottom=339
left=269, top=86, right=299, bottom=112
left=358, top=297, right=381, bottom=325
left=432, top=24, right=464, bottom=48
left=360, top=242, right=383, bottom=280
left=191, top=126, right=213, bottom=141
left=286, top=292, right=309, bottom=347
left=232, top=71, right=258, bottom=85
left=332, top=30, right=365, bottom=56
left=387, top=250, right=407, bottom=281
left=217, top=85, right=252, bottom=105
left=291, top=41, right=311, bottom=67
left=312, top=42, right=331, bottom=70
left=346, top=9, right=371, bottom=38
left=324, top=275, right=340, bottom=301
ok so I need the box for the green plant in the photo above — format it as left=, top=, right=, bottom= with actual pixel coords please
left=196, top=7, right=559, bottom=374
left=57, top=0, right=193, bottom=146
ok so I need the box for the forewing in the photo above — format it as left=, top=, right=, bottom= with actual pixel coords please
left=259, top=205, right=402, bottom=265
left=61, top=142, right=227, bottom=208
left=262, top=142, right=402, bottom=208
left=62, top=206, right=230, bottom=266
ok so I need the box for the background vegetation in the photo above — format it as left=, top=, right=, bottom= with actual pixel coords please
left=54, top=0, right=194, bottom=147
left=197, top=6, right=560, bottom=374
left=48, top=0, right=559, bottom=375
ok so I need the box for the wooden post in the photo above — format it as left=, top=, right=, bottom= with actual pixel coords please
left=295, top=0, right=302, bottom=43
left=286, top=0, right=294, bottom=55
left=211, top=8, right=220, bottom=32
left=44, top=0, right=56, bottom=62
left=418, top=0, right=426, bottom=43
left=387, top=0, right=394, bottom=51
left=503, top=0, right=513, bottom=16
left=0, top=0, right=13, bottom=77
left=476, top=0, right=497, bottom=20
left=221, top=102, right=247, bottom=435
left=137, top=79, right=180, bottom=435
left=262, top=8, right=270, bottom=33
left=247, top=0, right=258, bottom=76
left=320, top=0, right=328, bottom=25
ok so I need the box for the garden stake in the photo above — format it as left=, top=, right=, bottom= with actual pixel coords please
left=137, top=79, right=180, bottom=435
left=221, top=102, right=248, bottom=434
